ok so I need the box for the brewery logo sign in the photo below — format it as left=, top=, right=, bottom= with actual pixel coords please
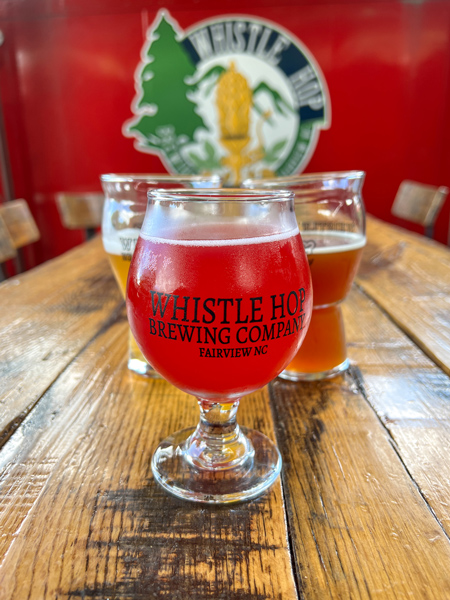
left=123, top=10, right=330, bottom=185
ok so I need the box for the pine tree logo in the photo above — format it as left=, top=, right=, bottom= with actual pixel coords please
left=123, top=11, right=330, bottom=185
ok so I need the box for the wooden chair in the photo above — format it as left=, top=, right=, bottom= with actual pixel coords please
left=391, top=180, right=449, bottom=238
left=0, top=212, right=17, bottom=281
left=0, top=199, right=40, bottom=250
left=0, top=199, right=39, bottom=279
left=56, top=192, right=104, bottom=239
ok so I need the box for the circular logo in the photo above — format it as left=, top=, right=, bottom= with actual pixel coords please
left=123, top=11, right=330, bottom=185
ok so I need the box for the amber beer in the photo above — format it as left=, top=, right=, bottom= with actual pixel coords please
left=283, top=230, right=365, bottom=379
left=100, top=173, right=222, bottom=377
left=102, top=230, right=146, bottom=370
left=242, top=170, right=366, bottom=380
left=103, top=233, right=137, bottom=297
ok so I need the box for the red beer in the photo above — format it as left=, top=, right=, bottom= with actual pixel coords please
left=127, top=225, right=312, bottom=399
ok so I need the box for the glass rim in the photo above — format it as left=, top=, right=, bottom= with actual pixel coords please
left=148, top=188, right=295, bottom=203
left=100, top=173, right=222, bottom=184
left=242, top=170, right=365, bottom=187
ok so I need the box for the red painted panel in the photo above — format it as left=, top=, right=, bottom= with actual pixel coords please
left=0, top=0, right=449, bottom=269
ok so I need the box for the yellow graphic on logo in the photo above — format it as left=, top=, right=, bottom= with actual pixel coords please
left=124, top=12, right=330, bottom=182
left=216, top=62, right=275, bottom=186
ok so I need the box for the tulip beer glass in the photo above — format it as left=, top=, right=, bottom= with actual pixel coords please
left=126, top=189, right=312, bottom=503
left=100, top=174, right=220, bottom=377
left=243, top=172, right=366, bottom=381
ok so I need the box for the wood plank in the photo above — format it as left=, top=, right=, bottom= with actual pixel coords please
left=0, top=310, right=297, bottom=599
left=270, top=289, right=450, bottom=598
left=0, top=237, right=106, bottom=309
left=356, top=216, right=450, bottom=375
left=0, top=238, right=123, bottom=446
left=344, top=286, right=450, bottom=532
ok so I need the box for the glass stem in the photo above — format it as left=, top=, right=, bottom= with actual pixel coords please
left=184, top=399, right=254, bottom=471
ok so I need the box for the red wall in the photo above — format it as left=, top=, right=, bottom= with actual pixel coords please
left=1, top=0, right=450, bottom=268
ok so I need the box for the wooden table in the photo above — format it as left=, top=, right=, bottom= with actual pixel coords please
left=1, top=215, right=450, bottom=599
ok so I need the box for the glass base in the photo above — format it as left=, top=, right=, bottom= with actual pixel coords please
left=151, top=426, right=281, bottom=504
left=128, top=357, right=162, bottom=378
left=279, top=357, right=350, bottom=382
left=128, top=329, right=162, bottom=378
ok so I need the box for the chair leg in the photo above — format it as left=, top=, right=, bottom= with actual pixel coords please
left=0, top=263, right=7, bottom=281
left=424, top=225, right=434, bottom=239
left=13, top=250, right=25, bottom=274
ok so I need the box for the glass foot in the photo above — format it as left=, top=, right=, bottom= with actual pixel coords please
left=128, top=330, right=162, bottom=378
left=128, top=357, right=162, bottom=378
left=279, top=357, right=349, bottom=382
left=151, top=426, right=281, bottom=504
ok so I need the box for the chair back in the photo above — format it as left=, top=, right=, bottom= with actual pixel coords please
left=0, top=199, right=40, bottom=249
left=391, top=181, right=449, bottom=228
left=56, top=192, right=104, bottom=230
left=0, top=213, right=17, bottom=264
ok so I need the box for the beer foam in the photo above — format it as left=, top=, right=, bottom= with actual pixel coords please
left=139, top=227, right=300, bottom=247
left=301, top=230, right=366, bottom=254
left=102, top=237, right=123, bottom=255
left=102, top=229, right=140, bottom=255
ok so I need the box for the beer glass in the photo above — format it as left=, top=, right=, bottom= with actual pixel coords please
left=243, top=172, right=366, bottom=381
left=100, top=174, right=221, bottom=377
left=126, top=189, right=312, bottom=503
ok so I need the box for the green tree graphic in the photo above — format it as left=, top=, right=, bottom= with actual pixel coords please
left=128, top=15, right=206, bottom=153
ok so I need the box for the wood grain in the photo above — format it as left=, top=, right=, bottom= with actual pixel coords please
left=344, top=286, right=450, bottom=533
left=269, top=279, right=450, bottom=598
left=270, top=370, right=450, bottom=599
left=0, top=310, right=297, bottom=600
left=0, top=238, right=123, bottom=446
left=2, top=218, right=450, bottom=599
left=357, top=216, right=450, bottom=375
